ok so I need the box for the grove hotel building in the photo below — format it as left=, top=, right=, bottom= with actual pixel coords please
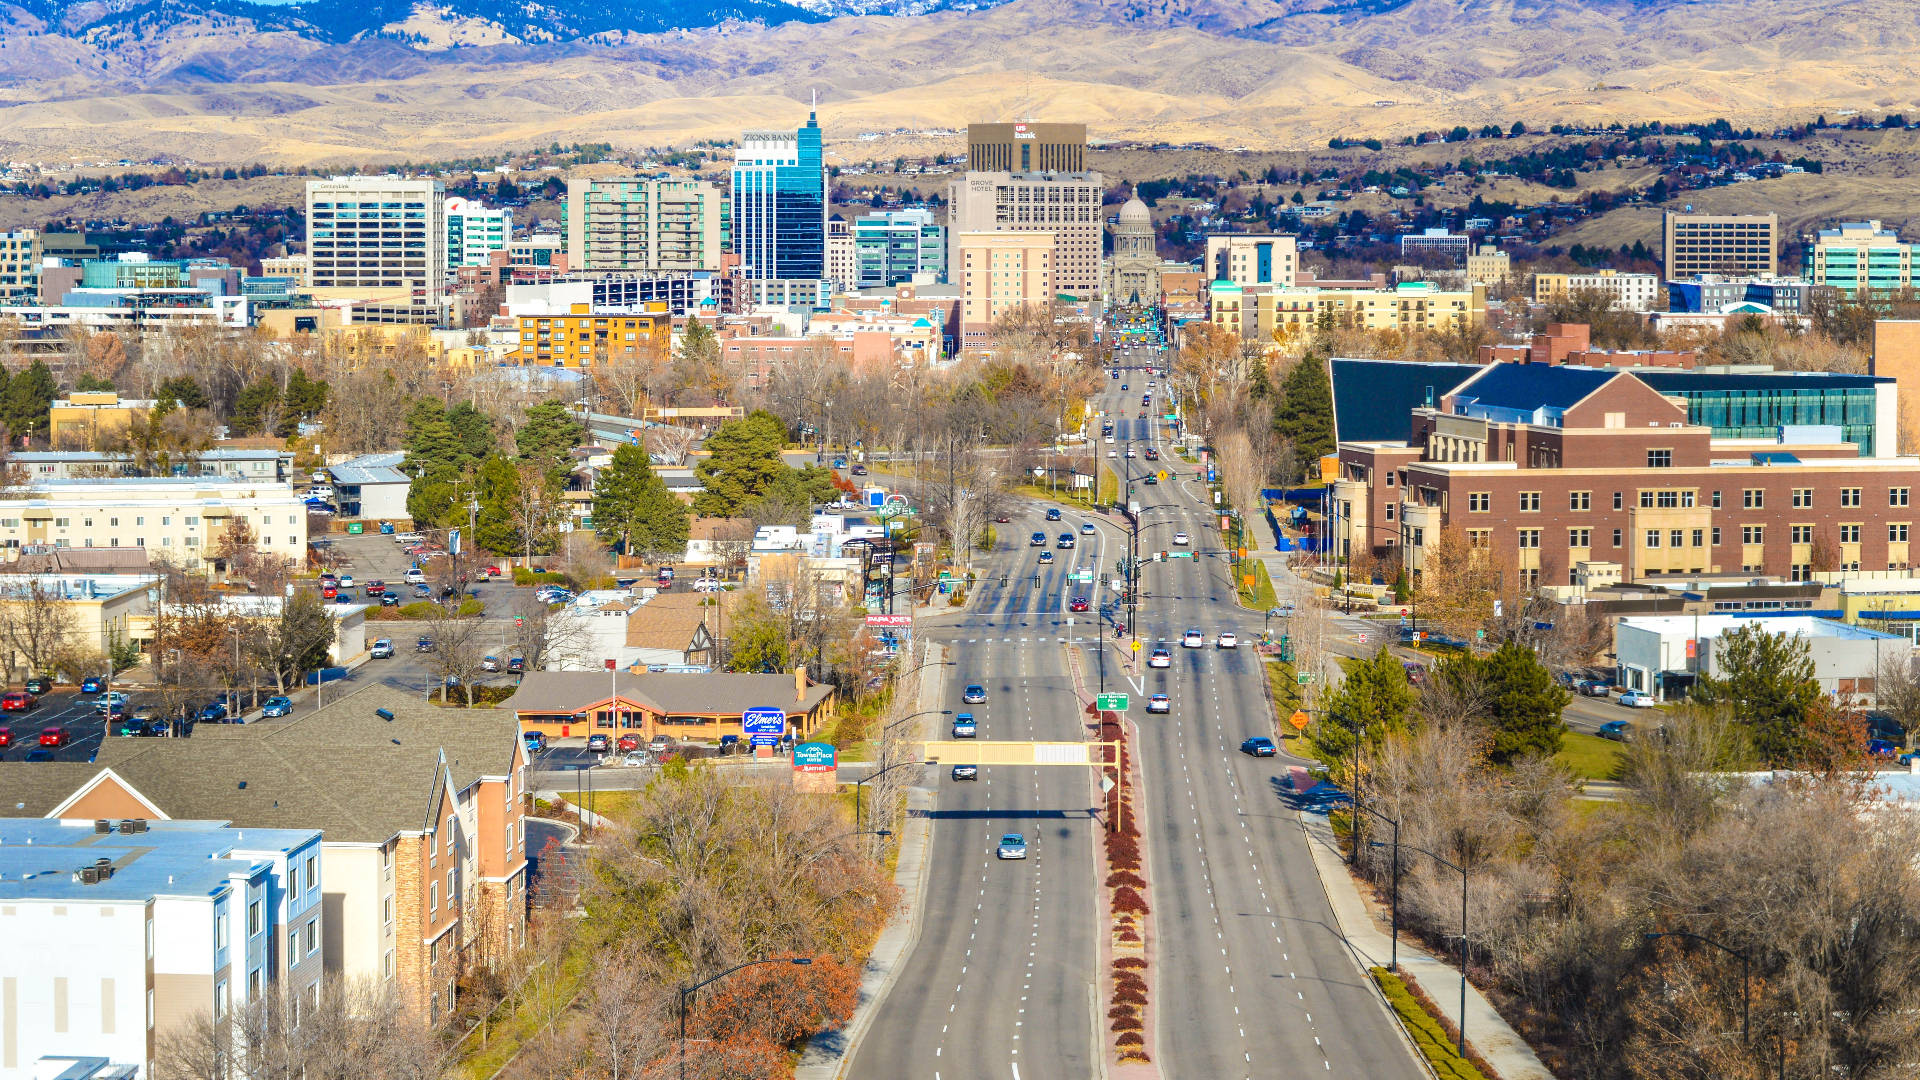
left=304, top=177, right=448, bottom=304
left=1332, top=363, right=1920, bottom=585
left=0, top=478, right=308, bottom=566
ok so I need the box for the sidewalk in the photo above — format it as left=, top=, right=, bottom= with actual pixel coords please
left=1298, top=809, right=1555, bottom=1080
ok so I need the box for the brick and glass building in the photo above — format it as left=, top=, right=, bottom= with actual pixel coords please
left=966, top=122, right=1086, bottom=174
left=564, top=177, right=727, bottom=273
left=1804, top=220, right=1915, bottom=299
left=305, top=177, right=448, bottom=305
left=946, top=171, right=1104, bottom=301
left=1662, top=211, right=1778, bottom=279
left=1332, top=362, right=1920, bottom=585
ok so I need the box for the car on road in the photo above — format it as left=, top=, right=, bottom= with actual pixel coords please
left=952, top=714, right=977, bottom=738
left=198, top=701, right=229, bottom=723
left=1045, top=508, right=1062, bottom=521
left=523, top=731, right=547, bottom=753
left=586, top=734, right=611, bottom=753
left=1057, top=533, right=1076, bottom=549
left=1596, top=720, right=1631, bottom=742
left=1038, top=551, right=1055, bottom=564
left=24, top=749, right=54, bottom=762
left=92, top=691, right=129, bottom=713
left=403, top=568, right=427, bottom=584
left=995, top=514, right=1012, bottom=524
left=80, top=676, right=107, bottom=694
left=1144, top=448, right=1159, bottom=461
left=508, top=657, right=526, bottom=673
left=996, top=833, right=1028, bottom=859
left=415, top=637, right=434, bottom=653
left=1172, top=531, right=1190, bottom=546
left=1143, top=475, right=1157, bottom=485
left=0, top=727, right=11, bottom=748
left=321, top=582, right=339, bottom=599
left=481, top=656, right=502, bottom=672
left=260, top=696, right=294, bottom=718
left=337, top=575, right=354, bottom=589
left=371, top=638, right=394, bottom=659
left=1080, top=522, right=1097, bottom=535
left=1, top=690, right=35, bottom=712
left=962, top=684, right=987, bottom=704
left=1181, top=629, right=1204, bottom=648
left=952, top=763, right=979, bottom=781
left=363, top=580, right=386, bottom=597
left=1120, top=384, right=1128, bottom=391
left=23, top=676, right=52, bottom=695
left=38, top=726, right=71, bottom=748
left=851, top=464, right=868, bottom=476
left=1107, top=449, right=1118, bottom=458
left=1124, top=447, right=1137, bottom=458
left=1240, top=737, right=1277, bottom=757
left=1216, top=632, right=1238, bottom=649
left=1069, top=596, right=1090, bottom=612
left=1617, top=691, right=1658, bottom=708
left=1030, top=531, right=1047, bottom=547
left=412, top=584, right=433, bottom=598
left=1576, top=679, right=1611, bottom=697
left=1146, top=694, right=1170, bottom=714
left=1149, top=647, right=1172, bottom=668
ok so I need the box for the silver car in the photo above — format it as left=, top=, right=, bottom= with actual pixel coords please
left=997, top=833, right=1027, bottom=859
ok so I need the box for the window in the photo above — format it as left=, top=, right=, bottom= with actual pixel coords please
left=1793, top=488, right=1813, bottom=508
left=306, top=921, right=319, bottom=956
left=1467, top=492, right=1489, bottom=512
left=384, top=950, right=395, bottom=980
left=1612, top=528, right=1623, bottom=547
left=215, top=981, right=229, bottom=1019
left=383, top=898, right=393, bottom=927
left=1646, top=449, right=1672, bottom=468
left=430, top=882, right=438, bottom=913
left=53, top=517, right=68, bottom=528
left=289, top=929, right=300, bottom=969
left=1569, top=491, right=1591, bottom=511
left=1639, top=491, right=1655, bottom=508
left=1791, top=563, right=1812, bottom=582
left=1742, top=525, right=1765, bottom=545
left=1713, top=527, right=1723, bottom=546
left=1841, top=487, right=1862, bottom=507
left=1518, top=491, right=1540, bottom=512
left=1645, top=529, right=1661, bottom=549
left=1466, top=529, right=1491, bottom=548
left=305, top=856, right=317, bottom=894
left=1670, top=529, right=1685, bottom=548
left=1840, top=524, right=1861, bottom=544
left=216, top=913, right=229, bottom=948
left=1570, top=528, right=1591, bottom=548
left=1692, top=529, right=1705, bottom=547
left=1893, top=524, right=1910, bottom=543
left=1517, top=529, right=1540, bottom=549
left=1712, top=490, right=1722, bottom=508
left=447, top=869, right=457, bottom=907
left=1385, top=504, right=1394, bottom=521
left=1790, top=525, right=1813, bottom=544
left=1743, top=489, right=1764, bottom=509
left=1894, top=487, right=1911, bottom=507
left=248, top=900, right=262, bottom=936
left=1613, top=491, right=1624, bottom=510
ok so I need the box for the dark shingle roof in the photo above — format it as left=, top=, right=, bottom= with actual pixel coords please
left=1329, top=358, right=1480, bottom=444
left=502, top=670, right=833, bottom=718
left=1449, top=363, right=1619, bottom=413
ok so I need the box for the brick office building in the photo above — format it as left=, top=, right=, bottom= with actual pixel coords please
left=1334, top=363, right=1920, bottom=585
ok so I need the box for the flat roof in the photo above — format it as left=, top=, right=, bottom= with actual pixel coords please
left=1618, top=613, right=1903, bottom=640
left=1637, top=370, right=1889, bottom=392
left=328, top=451, right=409, bottom=486
left=0, top=819, right=316, bottom=903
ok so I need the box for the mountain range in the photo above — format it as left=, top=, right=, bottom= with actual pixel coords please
left=2, top=0, right=1920, bottom=164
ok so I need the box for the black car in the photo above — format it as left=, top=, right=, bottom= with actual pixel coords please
left=416, top=637, right=435, bottom=653
left=23, top=676, right=53, bottom=695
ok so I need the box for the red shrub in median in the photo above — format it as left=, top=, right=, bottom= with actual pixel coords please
left=1106, top=870, right=1148, bottom=889
left=1113, top=957, right=1147, bottom=971
left=1111, top=886, right=1151, bottom=915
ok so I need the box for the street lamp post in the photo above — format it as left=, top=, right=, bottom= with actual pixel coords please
left=680, top=957, right=813, bottom=1080
left=1644, top=930, right=1750, bottom=1045
left=852, top=758, right=922, bottom=834
left=1403, top=843, right=1471, bottom=1058
left=1351, top=801, right=1400, bottom=972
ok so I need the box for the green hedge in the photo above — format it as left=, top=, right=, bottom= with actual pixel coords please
left=1369, top=968, right=1491, bottom=1080
left=512, top=568, right=568, bottom=586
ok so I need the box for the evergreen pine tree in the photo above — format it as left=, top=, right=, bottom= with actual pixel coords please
left=1273, top=355, right=1336, bottom=479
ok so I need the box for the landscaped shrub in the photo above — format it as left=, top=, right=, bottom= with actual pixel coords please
left=1111, top=1017, right=1144, bottom=1032
left=1113, top=957, right=1147, bottom=971
left=1118, top=1050, right=1151, bottom=1064
left=1113, top=972, right=1147, bottom=992
left=1108, top=1004, right=1140, bottom=1021
left=1115, top=929, right=1141, bottom=943
left=1112, top=886, right=1151, bottom=915
left=1116, top=1032, right=1145, bottom=1047
left=1106, top=870, right=1148, bottom=889
left=1112, top=986, right=1147, bottom=1005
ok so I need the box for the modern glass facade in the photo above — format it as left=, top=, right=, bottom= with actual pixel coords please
left=731, top=113, right=826, bottom=282
left=1638, top=372, right=1885, bottom=456
left=853, top=209, right=944, bottom=288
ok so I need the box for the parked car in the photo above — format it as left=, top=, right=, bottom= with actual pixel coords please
left=616, top=733, right=642, bottom=753
left=481, top=656, right=502, bottom=672
left=0, top=727, right=12, bottom=748
left=962, top=684, right=987, bottom=704
left=380, top=591, right=400, bottom=606
left=337, top=575, right=354, bottom=589
left=1146, top=694, right=1170, bottom=714
left=415, top=636, right=434, bottom=653
left=1240, top=737, right=1277, bottom=757
left=619, top=751, right=650, bottom=768
left=1148, top=647, right=1172, bottom=668
left=38, top=726, right=71, bottom=748
left=1868, top=738, right=1900, bottom=759
left=371, top=638, right=394, bottom=659
left=1, top=691, right=36, bottom=712
left=260, top=696, right=294, bottom=718
left=198, top=701, right=229, bottom=723
left=412, top=584, right=433, bottom=598
left=1617, top=691, right=1658, bottom=708
left=322, top=583, right=339, bottom=599
left=952, top=763, right=979, bottom=781
left=403, top=569, right=426, bottom=584
left=1596, top=720, right=1631, bottom=742
left=24, top=749, right=53, bottom=762
left=92, top=691, right=129, bottom=713
left=952, top=714, right=977, bottom=738
left=996, top=833, right=1028, bottom=860
left=507, top=657, right=526, bottom=673
left=1576, top=679, right=1612, bottom=697
left=363, top=580, right=386, bottom=597
left=586, top=734, right=610, bottom=752
left=523, top=730, right=547, bottom=753
left=80, top=676, right=106, bottom=694
left=23, top=676, right=52, bottom=695
left=649, top=734, right=672, bottom=755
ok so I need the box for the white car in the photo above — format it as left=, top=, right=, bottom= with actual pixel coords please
left=1146, top=694, right=1170, bottom=714
left=1105, top=435, right=1116, bottom=445
left=1181, top=629, right=1204, bottom=648
left=1125, top=447, right=1137, bottom=458
left=337, top=574, right=354, bottom=589
left=1108, top=450, right=1118, bottom=458
left=1217, top=632, right=1238, bottom=649
left=1618, top=691, right=1659, bottom=708
left=1172, top=531, right=1190, bottom=546
left=1148, top=647, right=1172, bottom=668
left=693, top=577, right=723, bottom=593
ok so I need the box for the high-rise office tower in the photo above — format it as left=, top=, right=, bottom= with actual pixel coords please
left=305, top=177, right=448, bottom=303
left=1662, top=211, right=1778, bottom=280
left=564, top=177, right=728, bottom=272
left=732, top=108, right=827, bottom=282
left=947, top=170, right=1104, bottom=300
left=967, top=122, right=1087, bottom=174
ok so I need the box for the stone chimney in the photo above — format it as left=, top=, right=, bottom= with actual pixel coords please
left=794, top=666, right=807, bottom=703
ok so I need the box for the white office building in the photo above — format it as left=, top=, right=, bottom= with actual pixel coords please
left=445, top=198, right=511, bottom=271
left=0, top=479, right=308, bottom=567
left=1614, top=613, right=1908, bottom=702
left=0, top=818, right=323, bottom=1080
left=305, top=177, right=448, bottom=303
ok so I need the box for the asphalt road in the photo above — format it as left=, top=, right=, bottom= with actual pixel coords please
left=1096, top=371, right=1428, bottom=1080
left=847, top=482, right=1106, bottom=1079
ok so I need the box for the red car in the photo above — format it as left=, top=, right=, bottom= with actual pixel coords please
left=482, top=565, right=504, bottom=577
left=0, top=727, right=12, bottom=748
left=1069, top=596, right=1090, bottom=612
left=617, top=733, right=642, bottom=752
left=38, top=726, right=70, bottom=748
left=322, top=583, right=339, bottom=599
left=0, top=690, right=35, bottom=711
left=364, top=580, right=386, bottom=597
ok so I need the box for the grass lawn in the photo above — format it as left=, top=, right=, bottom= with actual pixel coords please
left=1236, top=558, right=1278, bottom=610
left=1265, top=657, right=1319, bottom=757
left=1555, top=730, right=1624, bottom=781
left=1009, top=482, right=1101, bottom=509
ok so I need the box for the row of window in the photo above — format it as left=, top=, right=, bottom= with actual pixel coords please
left=1454, top=524, right=1911, bottom=550
left=1461, top=485, right=1912, bottom=512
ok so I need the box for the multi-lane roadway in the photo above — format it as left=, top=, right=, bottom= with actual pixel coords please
left=851, top=357, right=1426, bottom=1079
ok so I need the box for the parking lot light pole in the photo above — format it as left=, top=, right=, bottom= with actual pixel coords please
left=680, top=958, right=813, bottom=1080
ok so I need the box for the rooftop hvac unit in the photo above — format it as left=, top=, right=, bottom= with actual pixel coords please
left=122, top=819, right=148, bottom=834
left=94, top=819, right=113, bottom=833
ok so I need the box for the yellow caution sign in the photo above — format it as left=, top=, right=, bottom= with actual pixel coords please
left=1131, top=640, right=1142, bottom=652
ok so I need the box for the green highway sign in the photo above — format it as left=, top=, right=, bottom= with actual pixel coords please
left=1297, top=672, right=1316, bottom=685
left=1096, top=693, right=1130, bottom=711
left=1169, top=551, right=1194, bottom=559
left=345, top=522, right=363, bottom=535
left=1073, top=570, right=1093, bottom=582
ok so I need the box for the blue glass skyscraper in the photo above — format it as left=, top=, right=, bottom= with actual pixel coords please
left=731, top=108, right=826, bottom=282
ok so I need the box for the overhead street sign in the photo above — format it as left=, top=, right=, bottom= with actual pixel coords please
left=1096, top=693, right=1130, bottom=711
left=742, top=707, right=787, bottom=737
